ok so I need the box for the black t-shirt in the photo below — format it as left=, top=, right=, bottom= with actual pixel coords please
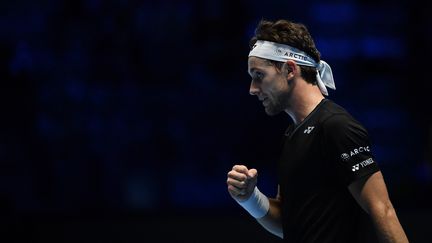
left=278, top=99, right=380, bottom=243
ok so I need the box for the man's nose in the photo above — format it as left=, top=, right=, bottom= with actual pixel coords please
left=249, top=81, right=260, bottom=96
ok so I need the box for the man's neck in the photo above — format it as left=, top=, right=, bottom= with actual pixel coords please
left=284, top=83, right=325, bottom=125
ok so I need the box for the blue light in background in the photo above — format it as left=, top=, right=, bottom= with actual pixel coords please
left=361, top=37, right=405, bottom=58
left=310, top=3, right=358, bottom=24
left=315, top=37, right=356, bottom=60
left=9, top=41, right=33, bottom=75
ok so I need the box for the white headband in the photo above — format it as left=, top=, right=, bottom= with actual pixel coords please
left=249, top=40, right=336, bottom=96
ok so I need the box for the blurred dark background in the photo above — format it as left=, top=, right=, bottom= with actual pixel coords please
left=1, top=0, right=431, bottom=242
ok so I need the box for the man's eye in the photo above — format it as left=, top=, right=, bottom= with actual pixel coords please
left=251, top=71, right=264, bottom=83
left=257, top=73, right=264, bottom=79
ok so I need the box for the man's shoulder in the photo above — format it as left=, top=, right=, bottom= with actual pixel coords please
left=318, top=100, right=352, bottom=124
left=319, top=100, right=367, bottom=134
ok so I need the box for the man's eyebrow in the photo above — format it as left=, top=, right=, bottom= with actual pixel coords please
left=248, top=67, right=262, bottom=75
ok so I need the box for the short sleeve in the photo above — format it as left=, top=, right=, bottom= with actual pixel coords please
left=322, top=114, right=380, bottom=186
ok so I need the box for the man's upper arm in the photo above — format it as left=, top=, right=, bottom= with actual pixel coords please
left=348, top=171, right=391, bottom=214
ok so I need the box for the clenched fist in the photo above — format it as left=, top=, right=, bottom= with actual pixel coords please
left=227, top=165, right=258, bottom=202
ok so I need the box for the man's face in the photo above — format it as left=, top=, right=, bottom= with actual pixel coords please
left=248, top=57, right=292, bottom=116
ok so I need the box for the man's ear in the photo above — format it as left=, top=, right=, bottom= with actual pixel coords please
left=283, top=60, right=297, bottom=79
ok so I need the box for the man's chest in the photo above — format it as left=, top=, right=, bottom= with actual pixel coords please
left=277, top=125, right=335, bottom=189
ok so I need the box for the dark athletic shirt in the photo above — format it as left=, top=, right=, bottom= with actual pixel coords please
left=278, top=99, right=380, bottom=243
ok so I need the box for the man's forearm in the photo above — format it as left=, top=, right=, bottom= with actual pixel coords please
left=256, top=198, right=283, bottom=239
left=371, top=203, right=408, bottom=243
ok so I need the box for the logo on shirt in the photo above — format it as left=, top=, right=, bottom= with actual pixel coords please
left=352, top=164, right=360, bottom=171
left=340, top=146, right=370, bottom=161
left=351, top=158, right=375, bottom=172
left=341, top=153, right=350, bottom=161
left=303, top=126, right=315, bottom=134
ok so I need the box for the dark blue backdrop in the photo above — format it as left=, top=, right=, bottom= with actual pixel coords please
left=1, top=0, right=431, bottom=242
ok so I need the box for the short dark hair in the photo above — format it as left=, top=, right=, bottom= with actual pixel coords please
left=249, top=19, right=320, bottom=84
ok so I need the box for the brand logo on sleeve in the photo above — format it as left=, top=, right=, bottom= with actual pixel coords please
left=352, top=158, right=375, bottom=172
left=352, top=164, right=360, bottom=171
left=340, top=146, right=370, bottom=161
left=349, top=146, right=370, bottom=156
left=341, top=153, right=350, bottom=161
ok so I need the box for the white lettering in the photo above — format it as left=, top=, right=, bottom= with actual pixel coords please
left=345, top=146, right=371, bottom=159
left=360, top=158, right=374, bottom=167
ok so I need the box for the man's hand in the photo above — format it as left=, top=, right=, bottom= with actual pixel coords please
left=227, top=165, right=258, bottom=202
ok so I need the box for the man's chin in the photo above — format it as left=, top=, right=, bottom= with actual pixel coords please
left=264, top=106, right=282, bottom=116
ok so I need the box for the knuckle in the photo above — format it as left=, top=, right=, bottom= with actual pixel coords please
left=234, top=182, right=242, bottom=188
left=233, top=165, right=247, bottom=172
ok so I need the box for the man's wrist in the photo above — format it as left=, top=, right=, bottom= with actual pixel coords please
left=236, top=187, right=270, bottom=219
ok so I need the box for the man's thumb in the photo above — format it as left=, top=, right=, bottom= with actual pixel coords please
left=248, top=168, right=258, bottom=179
